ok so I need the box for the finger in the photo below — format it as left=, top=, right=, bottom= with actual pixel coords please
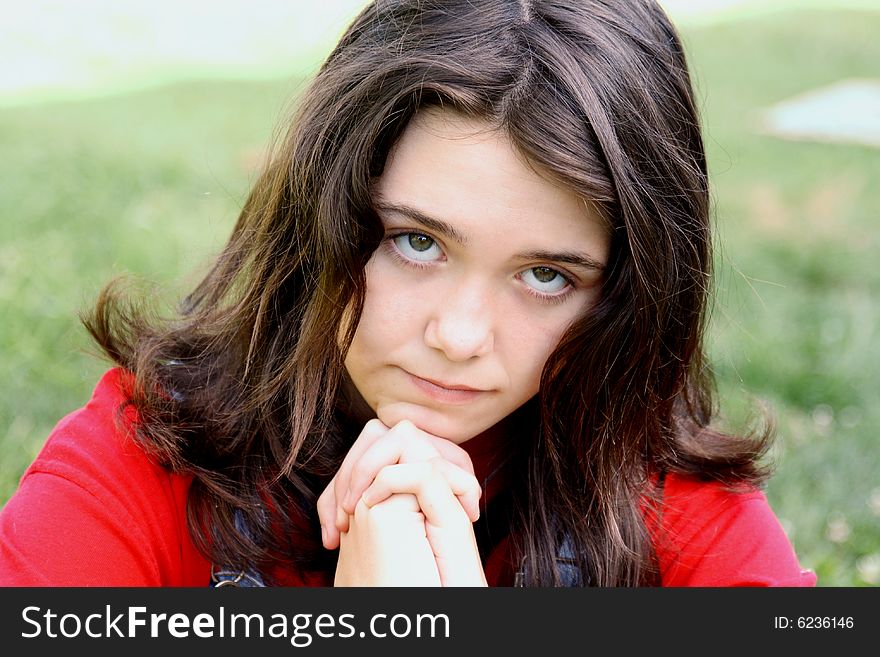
left=318, top=417, right=478, bottom=551
left=317, top=418, right=389, bottom=548
left=427, top=436, right=476, bottom=476
left=342, top=419, right=475, bottom=513
left=333, top=418, right=389, bottom=506
left=336, top=495, right=442, bottom=587
left=361, top=465, right=486, bottom=587
left=354, top=491, right=422, bottom=519
left=316, top=474, right=341, bottom=549
left=361, top=460, right=481, bottom=524
left=332, top=418, right=389, bottom=533
left=343, top=420, right=441, bottom=514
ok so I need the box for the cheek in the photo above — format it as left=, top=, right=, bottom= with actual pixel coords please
left=505, top=315, right=569, bottom=393
left=356, top=260, right=426, bottom=347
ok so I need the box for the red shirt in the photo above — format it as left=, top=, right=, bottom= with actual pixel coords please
left=0, top=369, right=816, bottom=586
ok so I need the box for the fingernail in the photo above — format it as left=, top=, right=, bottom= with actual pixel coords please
left=320, top=524, right=327, bottom=546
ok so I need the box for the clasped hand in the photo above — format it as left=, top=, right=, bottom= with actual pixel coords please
left=316, top=419, right=487, bottom=586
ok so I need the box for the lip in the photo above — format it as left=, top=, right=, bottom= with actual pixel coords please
left=404, top=371, right=491, bottom=404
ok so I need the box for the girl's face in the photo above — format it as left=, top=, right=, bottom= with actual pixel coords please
left=344, top=109, right=610, bottom=443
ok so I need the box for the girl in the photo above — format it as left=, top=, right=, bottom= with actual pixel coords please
left=0, top=0, right=815, bottom=586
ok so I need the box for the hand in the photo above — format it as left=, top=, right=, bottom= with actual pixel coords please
left=317, top=419, right=481, bottom=548
left=334, top=494, right=441, bottom=586
left=318, top=419, right=487, bottom=586
left=359, top=461, right=488, bottom=586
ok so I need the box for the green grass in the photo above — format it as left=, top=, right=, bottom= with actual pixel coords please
left=0, top=77, right=299, bottom=498
left=687, top=9, right=880, bottom=586
left=1, top=9, right=878, bottom=586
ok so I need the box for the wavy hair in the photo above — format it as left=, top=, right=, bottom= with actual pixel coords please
left=84, top=0, right=772, bottom=585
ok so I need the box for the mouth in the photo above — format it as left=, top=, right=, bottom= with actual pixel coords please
left=404, top=370, right=491, bottom=404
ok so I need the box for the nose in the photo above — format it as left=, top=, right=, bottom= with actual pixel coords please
left=423, top=282, right=495, bottom=361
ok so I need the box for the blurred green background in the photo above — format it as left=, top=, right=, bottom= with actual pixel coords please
left=1, top=1, right=877, bottom=586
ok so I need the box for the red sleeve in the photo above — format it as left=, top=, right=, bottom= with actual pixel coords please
left=651, top=474, right=817, bottom=587
left=0, top=369, right=211, bottom=586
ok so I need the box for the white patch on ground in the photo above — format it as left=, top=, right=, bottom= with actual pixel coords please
left=758, top=79, right=880, bottom=149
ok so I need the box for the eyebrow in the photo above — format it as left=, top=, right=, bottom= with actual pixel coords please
left=375, top=202, right=468, bottom=245
left=375, top=201, right=605, bottom=272
left=515, top=249, right=605, bottom=272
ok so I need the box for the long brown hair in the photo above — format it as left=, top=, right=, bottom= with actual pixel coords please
left=84, top=0, right=772, bottom=585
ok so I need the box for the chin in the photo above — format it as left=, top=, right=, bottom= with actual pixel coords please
left=375, top=401, right=488, bottom=444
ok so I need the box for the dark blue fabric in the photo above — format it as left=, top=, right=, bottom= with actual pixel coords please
left=209, top=510, right=267, bottom=587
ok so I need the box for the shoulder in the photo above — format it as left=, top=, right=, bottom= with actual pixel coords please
left=0, top=368, right=210, bottom=586
left=25, top=368, right=151, bottom=482
left=648, top=473, right=817, bottom=587
left=19, top=368, right=175, bottom=506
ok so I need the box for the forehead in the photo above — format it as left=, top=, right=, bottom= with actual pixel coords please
left=375, top=109, right=609, bottom=255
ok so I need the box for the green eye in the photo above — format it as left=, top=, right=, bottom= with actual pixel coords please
left=408, top=234, right=434, bottom=252
left=392, top=233, right=443, bottom=262
left=521, top=266, right=569, bottom=294
left=532, top=267, right=558, bottom=283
